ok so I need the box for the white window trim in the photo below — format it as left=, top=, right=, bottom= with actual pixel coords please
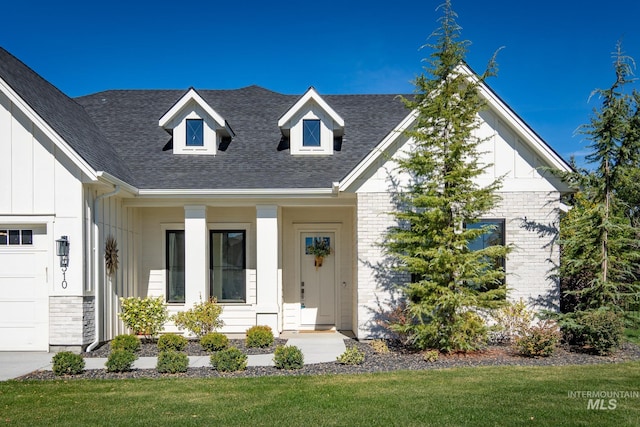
left=208, top=222, right=252, bottom=305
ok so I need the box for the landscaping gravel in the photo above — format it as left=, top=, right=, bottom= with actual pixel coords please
left=16, top=340, right=640, bottom=381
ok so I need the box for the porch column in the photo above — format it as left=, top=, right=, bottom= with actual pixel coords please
left=256, top=205, right=279, bottom=336
left=184, top=205, right=207, bottom=307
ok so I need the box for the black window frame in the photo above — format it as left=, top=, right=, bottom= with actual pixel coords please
left=186, top=118, right=204, bottom=147
left=209, top=229, right=247, bottom=303
left=165, top=229, right=186, bottom=303
left=302, top=119, right=321, bottom=147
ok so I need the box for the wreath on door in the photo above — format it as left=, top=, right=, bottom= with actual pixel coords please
left=104, top=235, right=119, bottom=276
left=307, top=237, right=331, bottom=269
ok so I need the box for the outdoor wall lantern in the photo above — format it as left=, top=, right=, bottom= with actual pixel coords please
left=56, top=235, right=69, bottom=288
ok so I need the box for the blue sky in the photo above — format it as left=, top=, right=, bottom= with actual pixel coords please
left=2, top=0, right=640, bottom=163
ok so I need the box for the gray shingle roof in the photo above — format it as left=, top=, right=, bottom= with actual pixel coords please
left=1, top=47, right=409, bottom=190
left=75, top=86, right=409, bottom=190
left=0, top=47, right=134, bottom=184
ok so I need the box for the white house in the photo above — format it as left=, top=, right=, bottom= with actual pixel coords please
left=0, top=47, right=571, bottom=352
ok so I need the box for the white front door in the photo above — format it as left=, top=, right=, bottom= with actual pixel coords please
left=300, top=232, right=335, bottom=327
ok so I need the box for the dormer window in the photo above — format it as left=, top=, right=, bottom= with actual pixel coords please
left=186, top=119, right=204, bottom=146
left=278, top=87, right=344, bottom=156
left=159, top=88, right=234, bottom=156
left=303, top=119, right=321, bottom=147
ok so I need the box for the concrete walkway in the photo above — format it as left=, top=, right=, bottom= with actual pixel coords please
left=0, top=332, right=347, bottom=381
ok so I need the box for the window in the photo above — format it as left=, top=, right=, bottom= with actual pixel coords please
left=166, top=230, right=185, bottom=303
left=0, top=229, right=33, bottom=245
left=466, top=219, right=505, bottom=287
left=302, top=119, right=321, bottom=147
left=210, top=230, right=246, bottom=303
left=186, top=119, right=204, bottom=146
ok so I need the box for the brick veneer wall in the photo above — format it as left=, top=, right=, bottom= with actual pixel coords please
left=355, top=191, right=560, bottom=339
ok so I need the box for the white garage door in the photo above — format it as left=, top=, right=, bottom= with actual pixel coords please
left=0, top=226, right=49, bottom=351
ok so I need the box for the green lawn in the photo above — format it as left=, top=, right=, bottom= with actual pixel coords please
left=1, top=363, right=639, bottom=426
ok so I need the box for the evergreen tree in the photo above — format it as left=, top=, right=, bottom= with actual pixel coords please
left=385, top=0, right=508, bottom=352
left=559, top=44, right=640, bottom=313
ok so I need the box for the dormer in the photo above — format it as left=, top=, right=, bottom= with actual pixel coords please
left=278, top=87, right=344, bottom=155
left=159, top=88, right=234, bottom=155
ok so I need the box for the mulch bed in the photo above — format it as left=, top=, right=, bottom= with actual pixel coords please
left=16, top=339, right=640, bottom=381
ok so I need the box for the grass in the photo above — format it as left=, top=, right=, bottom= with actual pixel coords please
left=626, top=327, right=640, bottom=345
left=1, top=363, right=639, bottom=426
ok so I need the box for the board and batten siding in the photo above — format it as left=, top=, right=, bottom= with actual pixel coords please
left=0, top=88, right=90, bottom=350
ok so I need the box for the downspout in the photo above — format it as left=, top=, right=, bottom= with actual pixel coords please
left=87, top=185, right=121, bottom=352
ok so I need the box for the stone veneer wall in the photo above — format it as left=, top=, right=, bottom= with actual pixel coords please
left=49, top=296, right=95, bottom=352
left=355, top=191, right=560, bottom=339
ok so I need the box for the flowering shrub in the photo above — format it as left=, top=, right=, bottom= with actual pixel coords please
left=514, top=320, right=561, bottom=357
left=118, top=296, right=168, bottom=338
left=172, top=298, right=224, bottom=337
left=491, top=299, right=533, bottom=343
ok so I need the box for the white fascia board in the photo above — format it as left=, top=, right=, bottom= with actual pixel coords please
left=278, top=87, right=345, bottom=128
left=456, top=63, right=573, bottom=173
left=338, top=109, right=418, bottom=192
left=0, top=77, right=98, bottom=181
left=158, top=88, right=226, bottom=129
left=137, top=188, right=336, bottom=198
left=96, top=171, right=139, bottom=196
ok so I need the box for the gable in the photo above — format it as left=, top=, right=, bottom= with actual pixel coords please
left=278, top=87, right=345, bottom=156
left=339, top=65, right=572, bottom=194
left=159, top=88, right=234, bottom=156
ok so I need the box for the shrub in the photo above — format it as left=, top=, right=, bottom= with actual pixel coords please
left=245, top=325, right=274, bottom=348
left=369, top=339, right=389, bottom=353
left=273, top=345, right=304, bottom=370
left=156, top=350, right=189, bottom=373
left=157, top=334, right=188, bottom=352
left=52, top=352, right=85, bottom=376
left=172, top=298, right=224, bottom=337
left=118, top=296, right=168, bottom=338
left=491, top=299, right=533, bottom=343
left=336, top=346, right=365, bottom=365
left=561, top=309, right=625, bottom=355
left=514, top=320, right=561, bottom=357
left=200, top=332, right=229, bottom=352
left=106, top=349, right=138, bottom=372
left=110, top=334, right=141, bottom=353
left=210, top=347, right=247, bottom=372
left=423, top=350, right=440, bottom=362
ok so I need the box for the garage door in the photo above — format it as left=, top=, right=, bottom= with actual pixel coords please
left=0, top=226, right=49, bottom=351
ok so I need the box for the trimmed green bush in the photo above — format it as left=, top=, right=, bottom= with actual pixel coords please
left=118, top=296, right=168, bottom=338
left=561, top=309, right=625, bottom=355
left=111, top=334, right=141, bottom=353
left=336, top=346, right=365, bottom=365
left=514, top=320, right=561, bottom=357
left=423, top=349, right=440, bottom=362
left=210, top=347, right=247, bottom=372
left=369, top=339, right=389, bottom=354
left=52, top=351, right=85, bottom=376
left=273, top=345, right=304, bottom=370
left=156, top=350, right=189, bottom=374
left=200, top=332, right=229, bottom=352
left=172, top=298, right=224, bottom=337
left=106, top=349, right=138, bottom=372
left=246, top=325, right=274, bottom=348
left=157, top=333, right=188, bottom=352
